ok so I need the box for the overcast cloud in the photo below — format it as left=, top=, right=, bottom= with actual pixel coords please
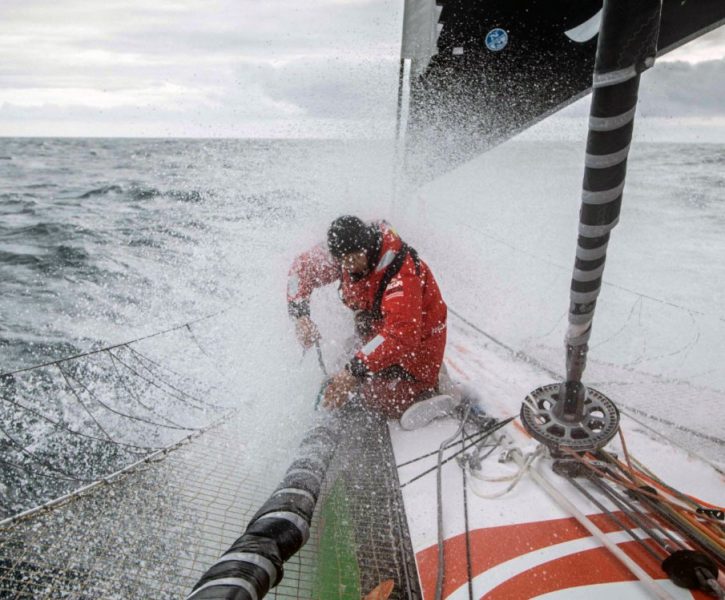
left=0, top=1, right=723, bottom=138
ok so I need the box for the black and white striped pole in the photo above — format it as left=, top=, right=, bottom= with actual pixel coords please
left=186, top=415, right=340, bottom=600
left=522, top=0, right=663, bottom=451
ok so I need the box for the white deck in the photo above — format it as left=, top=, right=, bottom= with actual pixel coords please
left=390, top=318, right=723, bottom=599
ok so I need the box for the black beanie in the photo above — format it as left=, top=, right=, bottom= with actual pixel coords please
left=327, top=216, right=375, bottom=259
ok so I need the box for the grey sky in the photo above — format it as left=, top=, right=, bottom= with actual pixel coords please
left=0, top=1, right=723, bottom=138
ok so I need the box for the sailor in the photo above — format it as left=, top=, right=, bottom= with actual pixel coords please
left=287, top=215, right=449, bottom=419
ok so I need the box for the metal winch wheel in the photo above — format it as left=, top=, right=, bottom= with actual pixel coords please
left=520, top=384, right=620, bottom=451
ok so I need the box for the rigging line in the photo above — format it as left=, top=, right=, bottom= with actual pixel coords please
left=606, top=281, right=723, bottom=324
left=396, top=431, right=498, bottom=468
left=436, top=403, right=471, bottom=600
left=400, top=417, right=515, bottom=489
left=456, top=218, right=724, bottom=323
left=618, top=403, right=724, bottom=447
left=56, top=364, right=120, bottom=444
left=467, top=446, right=544, bottom=499
left=628, top=310, right=701, bottom=367
left=0, top=305, right=234, bottom=379
left=0, top=456, right=95, bottom=486
left=0, top=394, right=154, bottom=452
left=627, top=455, right=723, bottom=512
left=115, top=347, right=224, bottom=411
left=0, top=421, right=94, bottom=483
left=125, top=342, right=216, bottom=391
left=185, top=323, right=230, bottom=380
left=0, top=408, right=234, bottom=529
left=107, top=351, right=195, bottom=431
left=604, top=451, right=725, bottom=522
left=124, top=343, right=224, bottom=403
left=527, top=457, right=677, bottom=600
left=601, top=478, right=725, bottom=562
left=585, top=471, right=685, bottom=553
left=460, top=428, right=474, bottom=600
left=57, top=363, right=197, bottom=432
left=527, top=309, right=567, bottom=343
left=451, top=308, right=724, bottom=448
left=108, top=349, right=211, bottom=413
left=564, top=450, right=721, bottom=532
left=185, top=323, right=213, bottom=360
left=564, top=474, right=668, bottom=563
left=448, top=307, right=561, bottom=379
left=590, top=295, right=643, bottom=350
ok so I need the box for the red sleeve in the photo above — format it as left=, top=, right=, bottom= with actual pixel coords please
left=287, top=243, right=340, bottom=317
left=353, top=266, right=422, bottom=373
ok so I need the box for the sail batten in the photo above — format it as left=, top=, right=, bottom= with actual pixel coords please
left=401, top=0, right=443, bottom=77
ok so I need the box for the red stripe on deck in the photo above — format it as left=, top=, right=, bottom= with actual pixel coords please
left=484, top=541, right=668, bottom=600
left=445, top=356, right=470, bottom=380
left=483, top=541, right=712, bottom=600
left=415, top=513, right=648, bottom=599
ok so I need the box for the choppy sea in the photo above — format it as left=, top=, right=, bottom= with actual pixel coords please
left=0, top=138, right=396, bottom=373
left=0, top=136, right=723, bottom=516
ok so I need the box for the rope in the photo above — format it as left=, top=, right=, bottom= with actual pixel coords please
left=620, top=406, right=725, bottom=460
left=561, top=448, right=725, bottom=558
left=125, top=344, right=225, bottom=401
left=0, top=306, right=233, bottom=379
left=185, top=323, right=231, bottom=380
left=314, top=340, right=328, bottom=378
left=460, top=428, right=474, bottom=600
left=435, top=402, right=471, bottom=600
left=453, top=219, right=725, bottom=323
left=399, top=417, right=515, bottom=488
left=0, top=410, right=233, bottom=528
left=524, top=455, right=677, bottom=600
left=396, top=432, right=498, bottom=468
left=57, top=363, right=197, bottom=432
left=0, top=308, right=239, bottom=521
left=466, top=445, right=544, bottom=500
left=564, top=474, right=667, bottom=563
left=450, top=309, right=724, bottom=448
left=0, top=456, right=85, bottom=483
left=56, top=363, right=119, bottom=443
left=110, top=349, right=221, bottom=411
left=107, top=351, right=192, bottom=430
left=0, top=394, right=154, bottom=451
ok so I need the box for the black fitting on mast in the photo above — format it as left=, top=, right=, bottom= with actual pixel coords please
left=522, top=0, right=663, bottom=451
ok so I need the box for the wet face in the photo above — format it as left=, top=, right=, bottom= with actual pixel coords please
left=340, top=251, right=369, bottom=277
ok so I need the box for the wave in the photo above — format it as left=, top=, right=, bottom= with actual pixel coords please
left=4, top=222, right=94, bottom=241
left=0, top=250, right=42, bottom=266
left=15, top=223, right=66, bottom=237
left=55, top=245, right=90, bottom=266
left=77, top=184, right=206, bottom=204
left=167, top=189, right=203, bottom=203
left=77, top=185, right=124, bottom=199
left=0, top=195, right=36, bottom=213
left=234, top=189, right=306, bottom=222
left=128, top=237, right=162, bottom=248
left=25, top=183, right=59, bottom=189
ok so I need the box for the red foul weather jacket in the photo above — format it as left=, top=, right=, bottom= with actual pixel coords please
left=287, top=222, right=447, bottom=387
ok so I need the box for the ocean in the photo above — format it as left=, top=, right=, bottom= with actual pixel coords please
left=0, top=137, right=396, bottom=372
left=1, top=136, right=723, bottom=516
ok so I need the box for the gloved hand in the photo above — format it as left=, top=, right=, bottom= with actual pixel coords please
left=322, top=370, right=358, bottom=410
left=295, top=315, right=321, bottom=349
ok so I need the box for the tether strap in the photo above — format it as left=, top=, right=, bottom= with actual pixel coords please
left=371, top=243, right=420, bottom=320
